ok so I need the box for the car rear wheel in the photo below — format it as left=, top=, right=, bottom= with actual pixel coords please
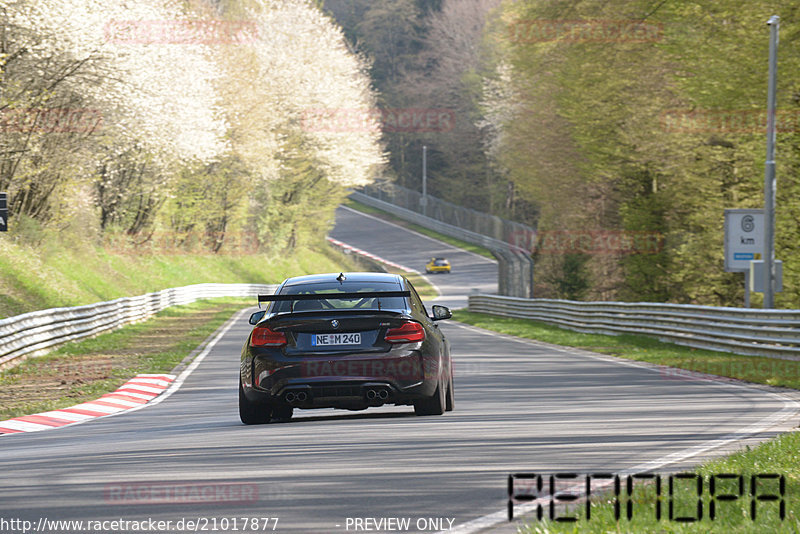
left=239, top=379, right=272, bottom=424
left=272, top=405, right=293, bottom=421
left=414, top=378, right=446, bottom=416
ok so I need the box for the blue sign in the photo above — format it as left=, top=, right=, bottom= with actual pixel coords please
left=734, top=252, right=755, bottom=261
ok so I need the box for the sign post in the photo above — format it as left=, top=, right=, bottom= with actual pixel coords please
left=0, top=192, right=7, bottom=232
left=763, top=16, right=780, bottom=308
left=724, top=209, right=765, bottom=307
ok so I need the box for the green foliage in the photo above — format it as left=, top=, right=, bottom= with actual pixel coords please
left=556, top=253, right=590, bottom=300
left=162, top=155, right=251, bottom=253
left=355, top=0, right=425, bottom=83
left=0, top=0, right=382, bottom=264
left=323, top=0, right=519, bottom=218
left=619, top=189, right=672, bottom=302
left=497, top=0, right=800, bottom=306
left=256, top=133, right=348, bottom=253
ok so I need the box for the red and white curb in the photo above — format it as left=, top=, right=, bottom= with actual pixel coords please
left=0, top=374, right=175, bottom=435
left=327, top=237, right=414, bottom=273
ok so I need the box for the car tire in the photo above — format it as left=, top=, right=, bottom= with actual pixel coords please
left=414, top=378, right=446, bottom=416
left=271, top=405, right=293, bottom=421
left=445, top=367, right=454, bottom=412
left=239, top=379, right=272, bottom=424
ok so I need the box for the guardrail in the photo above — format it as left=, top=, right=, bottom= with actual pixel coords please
left=0, top=283, right=276, bottom=368
left=468, top=294, right=800, bottom=359
left=350, top=189, right=535, bottom=298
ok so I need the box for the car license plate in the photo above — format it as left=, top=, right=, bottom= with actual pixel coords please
left=312, top=333, right=361, bottom=346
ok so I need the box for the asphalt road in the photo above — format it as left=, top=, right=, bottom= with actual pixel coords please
left=330, top=205, right=497, bottom=309
left=1, top=206, right=798, bottom=534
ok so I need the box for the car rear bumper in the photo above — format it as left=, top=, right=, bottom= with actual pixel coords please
left=244, top=350, right=442, bottom=409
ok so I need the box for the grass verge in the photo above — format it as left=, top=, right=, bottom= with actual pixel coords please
left=0, top=298, right=249, bottom=420
left=343, top=198, right=496, bottom=261
left=453, top=310, right=800, bottom=533
left=515, top=433, right=800, bottom=533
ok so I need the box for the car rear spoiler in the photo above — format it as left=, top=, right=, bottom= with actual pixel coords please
left=257, top=291, right=411, bottom=312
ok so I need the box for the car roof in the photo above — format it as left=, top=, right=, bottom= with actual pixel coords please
left=281, top=272, right=404, bottom=287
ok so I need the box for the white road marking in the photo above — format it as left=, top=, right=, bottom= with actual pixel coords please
left=137, top=308, right=249, bottom=409
left=442, top=320, right=800, bottom=534
left=339, top=205, right=498, bottom=264
left=1, top=310, right=244, bottom=438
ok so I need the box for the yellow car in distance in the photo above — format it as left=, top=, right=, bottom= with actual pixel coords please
left=426, top=257, right=451, bottom=274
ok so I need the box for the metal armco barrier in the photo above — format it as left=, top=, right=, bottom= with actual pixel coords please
left=351, top=187, right=535, bottom=298
left=0, top=283, right=276, bottom=368
left=469, top=294, right=800, bottom=359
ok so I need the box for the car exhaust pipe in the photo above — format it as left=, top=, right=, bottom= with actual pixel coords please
left=365, top=388, right=390, bottom=404
left=285, top=391, right=308, bottom=404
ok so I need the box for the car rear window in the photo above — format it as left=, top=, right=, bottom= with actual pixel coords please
left=271, top=282, right=407, bottom=313
left=433, top=259, right=449, bottom=266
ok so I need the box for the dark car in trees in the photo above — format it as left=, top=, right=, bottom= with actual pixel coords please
left=239, top=272, right=453, bottom=424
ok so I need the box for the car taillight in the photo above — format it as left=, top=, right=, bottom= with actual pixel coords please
left=385, top=322, right=425, bottom=343
left=250, top=326, right=287, bottom=347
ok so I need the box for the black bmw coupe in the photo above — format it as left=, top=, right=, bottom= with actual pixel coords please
left=239, top=272, right=453, bottom=424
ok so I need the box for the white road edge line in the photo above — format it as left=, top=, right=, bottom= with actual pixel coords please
left=339, top=204, right=497, bottom=265
left=1, top=308, right=248, bottom=437
left=131, top=308, right=249, bottom=410
left=440, top=321, right=800, bottom=534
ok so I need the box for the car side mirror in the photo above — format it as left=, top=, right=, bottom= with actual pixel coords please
left=249, top=310, right=266, bottom=325
left=431, top=305, right=451, bottom=321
